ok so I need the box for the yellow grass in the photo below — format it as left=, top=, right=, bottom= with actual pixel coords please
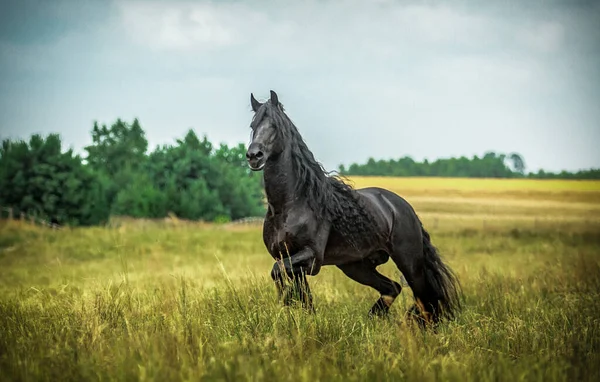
left=345, top=177, right=600, bottom=225
left=347, top=176, right=600, bottom=192
left=1, top=177, right=599, bottom=381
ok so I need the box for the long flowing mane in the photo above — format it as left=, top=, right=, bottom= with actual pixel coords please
left=252, top=101, right=382, bottom=248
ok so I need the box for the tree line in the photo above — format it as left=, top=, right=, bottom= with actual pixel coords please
left=338, top=152, right=600, bottom=179
left=2, top=120, right=598, bottom=227
left=0, top=119, right=265, bottom=226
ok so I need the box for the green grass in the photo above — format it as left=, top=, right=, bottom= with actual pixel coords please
left=1, top=178, right=600, bottom=381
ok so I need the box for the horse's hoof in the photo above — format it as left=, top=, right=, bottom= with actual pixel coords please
left=405, top=310, right=438, bottom=331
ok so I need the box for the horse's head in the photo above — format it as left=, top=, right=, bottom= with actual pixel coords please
left=246, top=90, right=284, bottom=171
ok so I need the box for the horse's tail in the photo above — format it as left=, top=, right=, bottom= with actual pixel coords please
left=419, top=224, right=462, bottom=323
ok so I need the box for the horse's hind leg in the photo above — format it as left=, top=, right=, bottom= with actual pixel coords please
left=391, top=240, right=461, bottom=327
left=389, top=244, right=433, bottom=326
left=337, top=258, right=402, bottom=316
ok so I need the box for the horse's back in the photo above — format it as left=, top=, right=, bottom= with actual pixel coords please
left=356, top=186, right=418, bottom=218
left=356, top=186, right=423, bottom=239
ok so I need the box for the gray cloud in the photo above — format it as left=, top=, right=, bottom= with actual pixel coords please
left=0, top=0, right=598, bottom=172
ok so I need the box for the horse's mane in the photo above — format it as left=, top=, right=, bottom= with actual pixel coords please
left=252, top=100, right=381, bottom=248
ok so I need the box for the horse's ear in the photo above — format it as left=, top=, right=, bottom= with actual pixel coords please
left=250, top=93, right=262, bottom=112
left=270, top=90, right=279, bottom=106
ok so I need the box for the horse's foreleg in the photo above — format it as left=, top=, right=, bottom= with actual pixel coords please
left=271, top=246, right=322, bottom=310
left=270, top=260, right=287, bottom=301
left=270, top=260, right=314, bottom=310
left=288, top=271, right=314, bottom=311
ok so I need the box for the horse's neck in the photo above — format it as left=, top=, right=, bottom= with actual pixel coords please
left=263, top=151, right=297, bottom=213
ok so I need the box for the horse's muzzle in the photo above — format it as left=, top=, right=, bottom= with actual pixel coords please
left=246, top=145, right=265, bottom=171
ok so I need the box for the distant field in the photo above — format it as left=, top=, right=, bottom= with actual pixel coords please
left=348, top=176, right=600, bottom=193
left=346, top=177, right=600, bottom=228
left=347, top=176, right=600, bottom=204
left=1, top=177, right=599, bottom=381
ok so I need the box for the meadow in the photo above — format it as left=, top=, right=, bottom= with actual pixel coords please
left=1, top=176, right=599, bottom=381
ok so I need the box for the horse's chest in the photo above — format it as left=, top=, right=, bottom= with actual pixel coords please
left=263, top=212, right=312, bottom=259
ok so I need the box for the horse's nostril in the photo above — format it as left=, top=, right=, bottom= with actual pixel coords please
left=246, top=149, right=263, bottom=160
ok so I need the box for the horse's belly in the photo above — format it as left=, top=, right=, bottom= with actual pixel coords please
left=322, top=233, right=377, bottom=265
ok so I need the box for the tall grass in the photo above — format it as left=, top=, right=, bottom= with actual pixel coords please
left=1, top=178, right=599, bottom=381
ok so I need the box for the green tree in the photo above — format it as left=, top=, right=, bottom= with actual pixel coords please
left=84, top=118, right=149, bottom=211
left=148, top=130, right=265, bottom=221
left=213, top=142, right=265, bottom=220
left=341, top=151, right=517, bottom=178
left=111, top=172, right=167, bottom=218
left=0, top=134, right=109, bottom=225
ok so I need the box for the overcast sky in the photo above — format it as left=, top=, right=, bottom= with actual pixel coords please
left=1, top=0, right=599, bottom=172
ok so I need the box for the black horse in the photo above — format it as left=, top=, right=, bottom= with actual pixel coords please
left=246, top=90, right=462, bottom=326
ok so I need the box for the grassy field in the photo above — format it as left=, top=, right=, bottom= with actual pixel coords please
left=1, top=177, right=599, bottom=381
